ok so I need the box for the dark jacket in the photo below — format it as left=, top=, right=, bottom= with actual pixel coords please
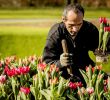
left=42, top=20, right=99, bottom=79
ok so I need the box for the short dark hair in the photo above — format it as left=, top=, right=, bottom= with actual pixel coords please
left=63, top=3, right=84, bottom=18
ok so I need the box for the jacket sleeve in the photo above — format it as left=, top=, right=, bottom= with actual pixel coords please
left=42, top=25, right=63, bottom=68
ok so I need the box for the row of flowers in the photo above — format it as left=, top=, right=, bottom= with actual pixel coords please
left=0, top=55, right=110, bottom=100
left=96, top=17, right=110, bottom=55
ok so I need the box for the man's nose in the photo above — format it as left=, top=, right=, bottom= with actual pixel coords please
left=72, top=26, right=79, bottom=32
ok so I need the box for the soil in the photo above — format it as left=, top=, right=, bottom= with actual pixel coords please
left=94, top=48, right=108, bottom=56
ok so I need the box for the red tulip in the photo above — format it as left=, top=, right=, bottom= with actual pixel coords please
left=69, top=82, right=77, bottom=90
left=20, top=66, right=30, bottom=74
left=104, top=26, right=110, bottom=32
left=104, top=85, right=108, bottom=92
left=99, top=17, right=107, bottom=24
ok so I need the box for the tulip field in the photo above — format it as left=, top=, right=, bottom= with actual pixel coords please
left=0, top=55, right=110, bottom=100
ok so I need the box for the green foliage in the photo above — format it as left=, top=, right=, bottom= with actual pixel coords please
left=79, top=66, right=110, bottom=100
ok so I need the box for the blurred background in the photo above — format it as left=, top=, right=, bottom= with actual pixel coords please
left=0, top=0, right=110, bottom=71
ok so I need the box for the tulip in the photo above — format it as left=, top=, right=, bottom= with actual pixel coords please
left=86, top=87, right=94, bottom=94
left=69, top=82, right=77, bottom=90
left=99, top=17, right=107, bottom=24
left=76, top=82, right=83, bottom=88
left=38, top=63, right=46, bottom=71
left=20, top=87, right=30, bottom=95
left=0, top=75, right=6, bottom=84
left=49, top=77, right=58, bottom=85
left=20, top=66, right=30, bottom=74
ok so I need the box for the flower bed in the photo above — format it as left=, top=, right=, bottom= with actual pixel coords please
left=0, top=55, right=110, bottom=100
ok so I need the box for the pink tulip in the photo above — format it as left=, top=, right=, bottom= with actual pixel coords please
left=78, top=87, right=86, bottom=95
left=28, top=55, right=37, bottom=62
left=0, top=75, right=6, bottom=84
left=38, top=63, right=46, bottom=71
left=86, top=66, right=94, bottom=72
left=76, top=82, right=83, bottom=87
left=49, top=77, right=58, bottom=84
left=86, top=87, right=94, bottom=94
left=20, top=87, right=30, bottom=95
left=49, top=64, right=59, bottom=72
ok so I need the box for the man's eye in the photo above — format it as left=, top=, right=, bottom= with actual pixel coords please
left=68, top=26, right=72, bottom=28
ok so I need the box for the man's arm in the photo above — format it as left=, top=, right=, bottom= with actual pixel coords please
left=42, top=29, right=63, bottom=68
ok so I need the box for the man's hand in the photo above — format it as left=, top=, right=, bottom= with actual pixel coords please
left=60, top=53, right=73, bottom=67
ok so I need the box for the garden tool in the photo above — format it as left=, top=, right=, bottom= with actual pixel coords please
left=61, top=39, right=73, bottom=80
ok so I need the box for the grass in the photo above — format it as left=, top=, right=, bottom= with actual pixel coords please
left=0, top=26, right=49, bottom=58
left=85, top=8, right=110, bottom=18
left=0, top=7, right=62, bottom=19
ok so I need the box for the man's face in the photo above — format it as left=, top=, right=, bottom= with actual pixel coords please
left=63, top=10, right=83, bottom=37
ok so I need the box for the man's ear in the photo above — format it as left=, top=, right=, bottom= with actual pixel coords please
left=62, top=16, right=66, bottom=22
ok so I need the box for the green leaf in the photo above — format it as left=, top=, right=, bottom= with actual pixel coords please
left=87, top=65, right=92, bottom=82
left=102, top=31, right=110, bottom=53
left=98, top=24, right=104, bottom=49
left=103, top=92, right=110, bottom=100
left=91, top=74, right=97, bottom=87
left=67, top=94, right=77, bottom=100
left=57, top=77, right=66, bottom=96
left=79, top=69, right=89, bottom=85
left=40, top=89, right=51, bottom=100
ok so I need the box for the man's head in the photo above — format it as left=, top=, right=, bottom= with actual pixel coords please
left=62, top=4, right=84, bottom=37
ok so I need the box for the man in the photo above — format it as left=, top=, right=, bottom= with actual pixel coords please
left=42, top=4, right=99, bottom=85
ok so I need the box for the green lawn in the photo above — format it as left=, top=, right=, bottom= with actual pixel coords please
left=0, top=7, right=110, bottom=19
left=0, top=7, right=62, bottom=19
left=0, top=26, right=49, bottom=58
